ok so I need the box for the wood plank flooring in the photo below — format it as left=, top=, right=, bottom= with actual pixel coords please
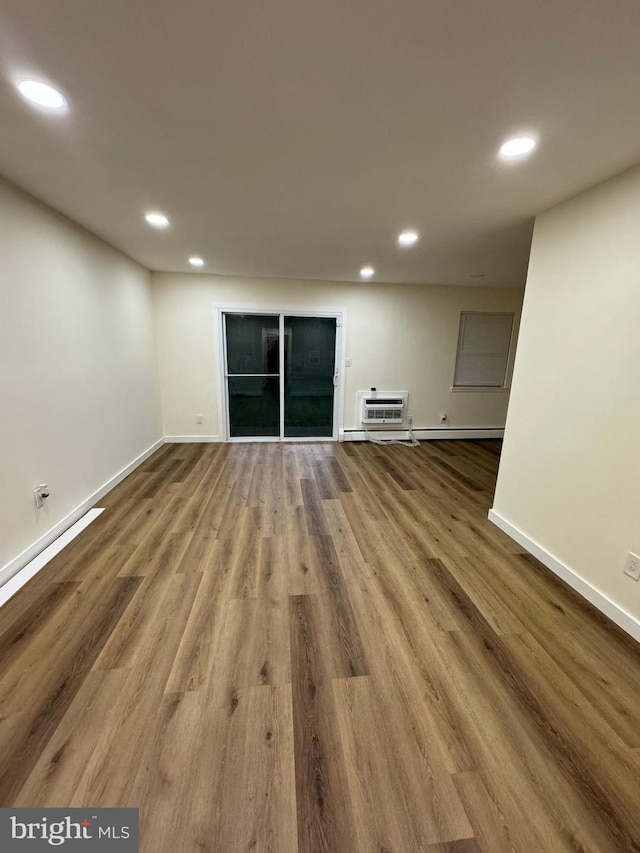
left=1, top=439, right=639, bottom=852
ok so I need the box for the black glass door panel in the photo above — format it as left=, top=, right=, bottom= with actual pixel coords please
left=284, top=316, right=336, bottom=438
left=225, top=313, right=279, bottom=438
left=228, top=376, right=279, bottom=437
left=225, top=314, right=279, bottom=374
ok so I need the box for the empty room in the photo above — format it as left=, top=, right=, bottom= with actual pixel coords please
left=1, top=1, right=639, bottom=851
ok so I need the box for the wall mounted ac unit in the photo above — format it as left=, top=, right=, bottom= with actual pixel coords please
left=360, top=392, right=409, bottom=426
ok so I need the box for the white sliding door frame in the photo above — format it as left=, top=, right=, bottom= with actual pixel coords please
left=214, top=304, right=346, bottom=442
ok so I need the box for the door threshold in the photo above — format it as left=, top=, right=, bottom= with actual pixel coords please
left=227, top=436, right=336, bottom=443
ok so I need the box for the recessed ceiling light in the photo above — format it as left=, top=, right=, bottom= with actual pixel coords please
left=499, top=136, right=537, bottom=158
left=360, top=266, right=375, bottom=278
left=17, top=80, right=67, bottom=111
left=189, top=256, right=205, bottom=267
left=398, top=230, right=419, bottom=247
left=145, top=211, right=170, bottom=228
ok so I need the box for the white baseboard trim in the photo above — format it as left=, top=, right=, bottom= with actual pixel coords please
left=340, top=427, right=505, bottom=442
left=164, top=435, right=222, bottom=443
left=488, top=508, right=640, bottom=643
left=0, top=437, right=164, bottom=591
left=0, top=509, right=104, bottom=609
left=169, top=429, right=505, bottom=444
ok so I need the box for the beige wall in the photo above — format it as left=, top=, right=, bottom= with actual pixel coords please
left=493, top=164, right=640, bottom=627
left=0, top=177, right=162, bottom=573
left=152, top=272, right=523, bottom=437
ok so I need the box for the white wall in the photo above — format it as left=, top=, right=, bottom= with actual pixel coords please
left=152, top=272, right=523, bottom=438
left=0, top=177, right=162, bottom=574
left=492, top=164, right=640, bottom=629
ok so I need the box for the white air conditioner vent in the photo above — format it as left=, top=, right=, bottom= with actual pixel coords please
left=363, top=406, right=404, bottom=423
left=360, top=392, right=408, bottom=426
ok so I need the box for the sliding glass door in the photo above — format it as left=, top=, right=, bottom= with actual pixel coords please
left=223, top=311, right=339, bottom=440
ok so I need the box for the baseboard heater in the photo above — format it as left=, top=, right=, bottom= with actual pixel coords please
left=340, top=427, right=505, bottom=442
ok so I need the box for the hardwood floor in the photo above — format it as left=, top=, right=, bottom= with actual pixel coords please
left=1, top=439, right=639, bottom=852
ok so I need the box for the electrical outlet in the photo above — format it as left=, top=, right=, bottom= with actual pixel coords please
left=623, top=552, right=640, bottom=581
left=196, top=414, right=203, bottom=424
left=34, top=483, right=50, bottom=509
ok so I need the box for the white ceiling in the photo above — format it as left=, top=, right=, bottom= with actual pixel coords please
left=1, top=0, right=640, bottom=286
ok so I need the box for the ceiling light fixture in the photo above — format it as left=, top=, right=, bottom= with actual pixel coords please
left=398, top=230, right=419, bottom=247
left=360, top=266, right=375, bottom=278
left=145, top=211, right=170, bottom=228
left=499, top=136, right=537, bottom=158
left=189, top=256, right=205, bottom=267
left=17, top=79, right=67, bottom=111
